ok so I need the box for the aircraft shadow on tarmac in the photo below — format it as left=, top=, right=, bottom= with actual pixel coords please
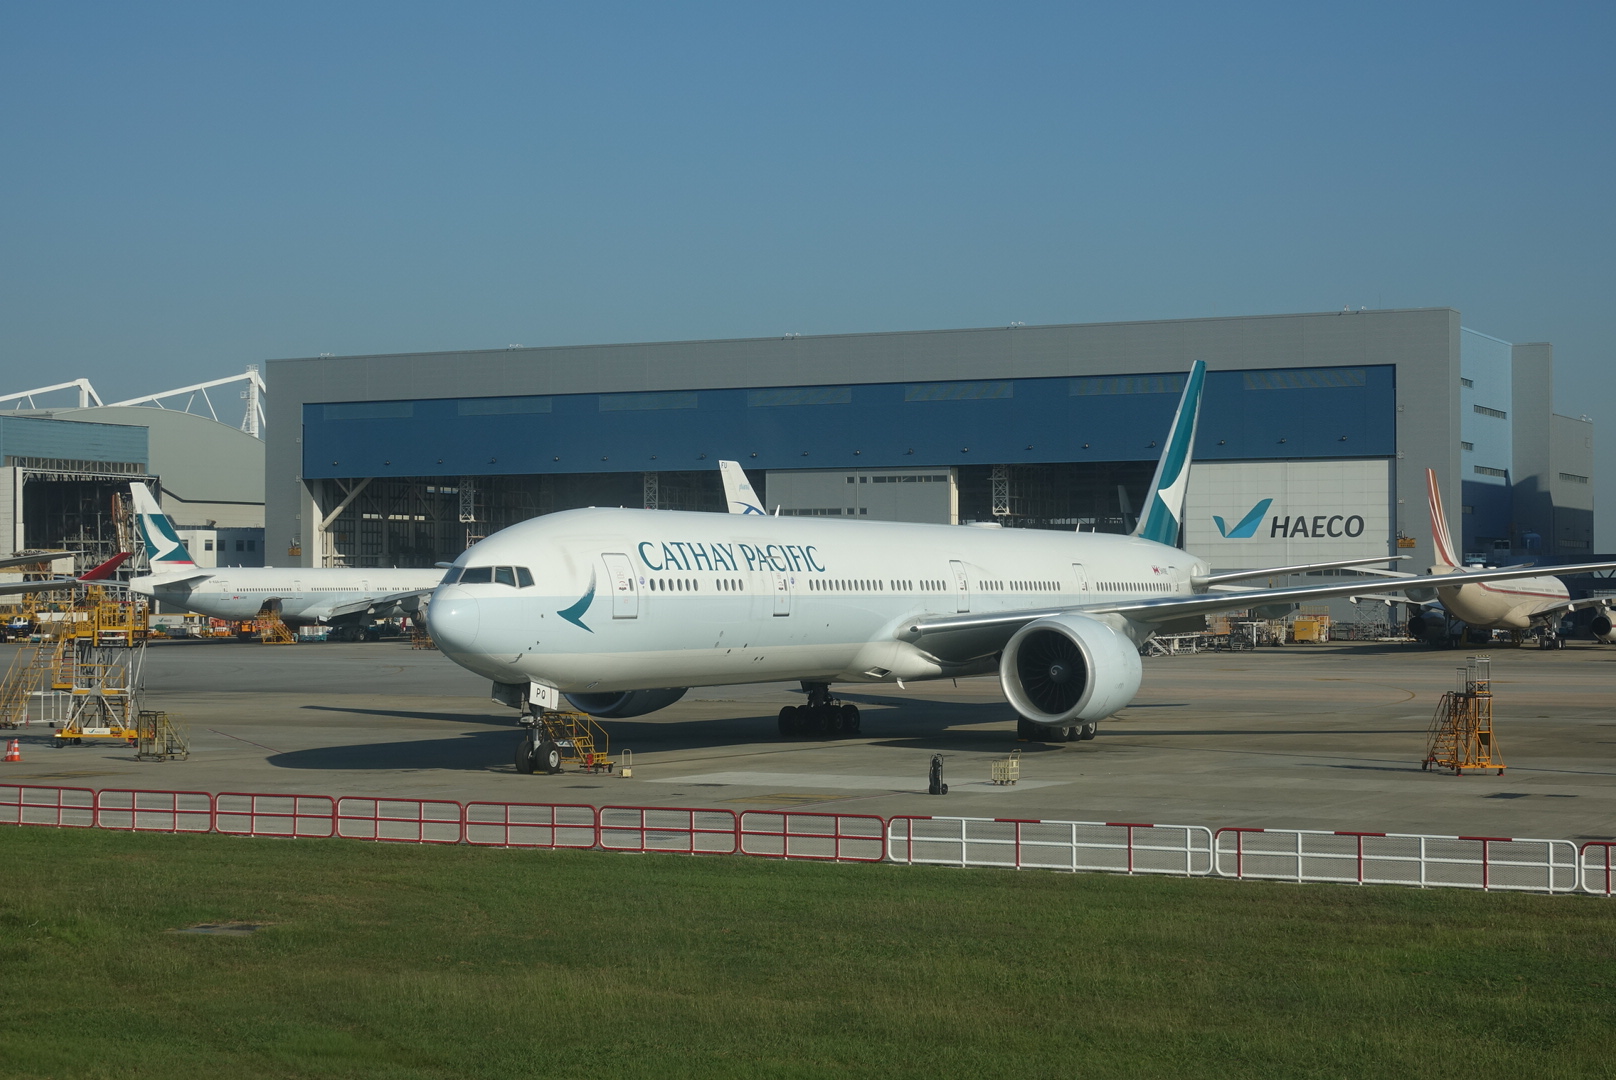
left=270, top=698, right=1028, bottom=771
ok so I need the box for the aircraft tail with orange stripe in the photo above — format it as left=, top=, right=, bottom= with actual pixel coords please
left=1425, top=468, right=1460, bottom=569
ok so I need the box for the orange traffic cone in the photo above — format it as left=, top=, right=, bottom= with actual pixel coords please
left=3, top=739, right=19, bottom=763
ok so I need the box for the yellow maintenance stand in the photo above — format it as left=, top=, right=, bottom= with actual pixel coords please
left=515, top=710, right=616, bottom=775
left=1423, top=655, right=1504, bottom=775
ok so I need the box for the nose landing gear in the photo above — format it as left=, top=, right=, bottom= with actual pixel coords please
left=778, top=681, right=862, bottom=738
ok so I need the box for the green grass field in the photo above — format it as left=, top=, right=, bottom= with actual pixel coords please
left=1, top=827, right=1613, bottom=1079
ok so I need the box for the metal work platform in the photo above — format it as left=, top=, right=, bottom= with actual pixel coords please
left=1424, top=656, right=1504, bottom=775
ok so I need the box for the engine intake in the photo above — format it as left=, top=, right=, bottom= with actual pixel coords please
left=564, top=687, right=689, bottom=718
left=999, top=614, right=1141, bottom=724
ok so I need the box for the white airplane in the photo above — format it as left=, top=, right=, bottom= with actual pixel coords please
left=125, top=482, right=444, bottom=637
left=718, top=460, right=767, bottom=515
left=1405, top=468, right=1614, bottom=647
left=427, top=361, right=1616, bottom=769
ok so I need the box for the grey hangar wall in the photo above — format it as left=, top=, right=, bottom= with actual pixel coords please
left=266, top=309, right=1466, bottom=570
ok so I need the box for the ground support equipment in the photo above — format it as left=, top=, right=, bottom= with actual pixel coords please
left=1423, top=655, right=1504, bottom=775
left=990, top=749, right=1021, bottom=786
left=135, top=710, right=189, bottom=761
left=515, top=710, right=615, bottom=775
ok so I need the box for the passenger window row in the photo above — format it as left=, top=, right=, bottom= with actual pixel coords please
left=447, top=565, right=535, bottom=587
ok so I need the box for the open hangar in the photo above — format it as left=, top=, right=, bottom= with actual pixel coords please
left=267, top=308, right=1596, bottom=624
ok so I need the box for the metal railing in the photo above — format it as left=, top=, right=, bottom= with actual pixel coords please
left=887, top=816, right=1214, bottom=876
left=2, top=783, right=1608, bottom=896
left=1213, top=828, right=1580, bottom=894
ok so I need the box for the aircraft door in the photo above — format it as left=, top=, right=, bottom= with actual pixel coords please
left=1072, top=563, right=1088, bottom=603
left=772, top=572, right=791, bottom=616
left=950, top=560, right=970, bottom=613
left=602, top=553, right=638, bottom=619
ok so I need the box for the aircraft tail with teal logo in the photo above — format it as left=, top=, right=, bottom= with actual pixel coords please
left=1131, top=359, right=1206, bottom=547
left=129, top=482, right=199, bottom=570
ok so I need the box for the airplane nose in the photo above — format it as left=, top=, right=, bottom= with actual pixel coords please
left=429, top=590, right=480, bottom=655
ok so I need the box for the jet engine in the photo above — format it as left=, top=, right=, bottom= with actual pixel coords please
left=1408, top=609, right=1447, bottom=640
left=1591, top=608, right=1615, bottom=644
left=564, top=687, right=689, bottom=718
left=999, top=614, right=1142, bottom=727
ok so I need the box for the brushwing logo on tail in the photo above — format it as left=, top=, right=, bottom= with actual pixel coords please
left=1213, top=498, right=1273, bottom=539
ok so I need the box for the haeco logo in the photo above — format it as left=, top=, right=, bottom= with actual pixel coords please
left=1214, top=499, right=1365, bottom=540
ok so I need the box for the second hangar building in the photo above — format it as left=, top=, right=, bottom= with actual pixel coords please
left=265, top=307, right=1594, bottom=581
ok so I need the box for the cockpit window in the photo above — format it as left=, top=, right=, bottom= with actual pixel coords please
left=516, top=567, right=534, bottom=588
left=494, top=566, right=516, bottom=587
left=441, top=567, right=461, bottom=584
left=459, top=566, right=493, bottom=584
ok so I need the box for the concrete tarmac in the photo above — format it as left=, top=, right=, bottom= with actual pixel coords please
left=2, top=638, right=1613, bottom=841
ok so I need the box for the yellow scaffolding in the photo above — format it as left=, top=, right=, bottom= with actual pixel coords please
left=135, top=710, right=189, bottom=761
left=521, top=710, right=616, bottom=774
left=1423, top=655, right=1505, bottom=775
left=253, top=602, right=297, bottom=644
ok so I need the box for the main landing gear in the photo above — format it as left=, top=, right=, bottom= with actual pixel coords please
left=778, top=682, right=861, bottom=738
left=1017, top=717, right=1097, bottom=743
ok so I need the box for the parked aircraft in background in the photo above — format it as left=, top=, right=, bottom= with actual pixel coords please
left=719, top=460, right=766, bottom=515
left=427, top=361, right=1616, bottom=771
left=1404, top=468, right=1613, bottom=648
left=125, top=483, right=444, bottom=638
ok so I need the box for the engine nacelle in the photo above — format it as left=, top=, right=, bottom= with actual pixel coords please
left=1591, top=609, right=1615, bottom=644
left=999, top=614, right=1142, bottom=725
left=564, top=687, right=689, bottom=718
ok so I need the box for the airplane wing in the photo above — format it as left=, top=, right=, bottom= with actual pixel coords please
left=305, top=588, right=436, bottom=622
left=0, top=578, right=82, bottom=597
left=898, top=559, right=1616, bottom=663
left=0, top=551, right=73, bottom=570
left=0, top=552, right=131, bottom=596
left=1192, top=555, right=1410, bottom=586
left=1521, top=595, right=1611, bottom=621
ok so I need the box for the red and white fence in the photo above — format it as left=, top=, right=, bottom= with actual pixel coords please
left=887, top=816, right=1214, bottom=876
left=3, top=782, right=1611, bottom=896
left=1214, top=828, right=1581, bottom=894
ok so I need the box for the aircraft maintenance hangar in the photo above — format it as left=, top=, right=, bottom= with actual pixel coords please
left=265, top=308, right=1596, bottom=587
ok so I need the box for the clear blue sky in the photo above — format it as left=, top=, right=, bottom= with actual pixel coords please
left=3, top=3, right=1612, bottom=538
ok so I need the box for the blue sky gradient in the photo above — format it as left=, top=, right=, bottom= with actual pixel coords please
left=3, top=2, right=1612, bottom=537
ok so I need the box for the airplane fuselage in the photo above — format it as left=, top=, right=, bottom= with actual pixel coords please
left=428, top=507, right=1208, bottom=692
left=129, top=567, right=445, bottom=624
left=1435, top=568, right=1570, bottom=631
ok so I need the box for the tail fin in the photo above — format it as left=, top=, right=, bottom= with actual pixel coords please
left=718, top=460, right=766, bottom=515
left=129, top=482, right=198, bottom=569
left=1132, top=360, right=1207, bottom=546
left=1425, top=468, right=1459, bottom=569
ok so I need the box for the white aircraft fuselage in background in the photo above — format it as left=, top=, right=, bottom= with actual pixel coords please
left=124, top=481, right=443, bottom=627
left=129, top=565, right=446, bottom=625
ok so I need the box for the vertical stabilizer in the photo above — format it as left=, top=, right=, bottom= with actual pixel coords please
left=718, top=461, right=766, bottom=515
left=1425, top=468, right=1460, bottom=569
left=1131, top=360, right=1207, bottom=546
left=129, top=482, right=198, bottom=569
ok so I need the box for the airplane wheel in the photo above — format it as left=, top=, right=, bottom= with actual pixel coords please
left=514, top=731, right=537, bottom=774
left=1016, top=717, right=1037, bottom=741
left=823, top=707, right=842, bottom=736
left=1080, top=721, right=1097, bottom=741
left=540, top=741, right=563, bottom=774
left=841, top=704, right=860, bottom=736
left=778, top=706, right=798, bottom=737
